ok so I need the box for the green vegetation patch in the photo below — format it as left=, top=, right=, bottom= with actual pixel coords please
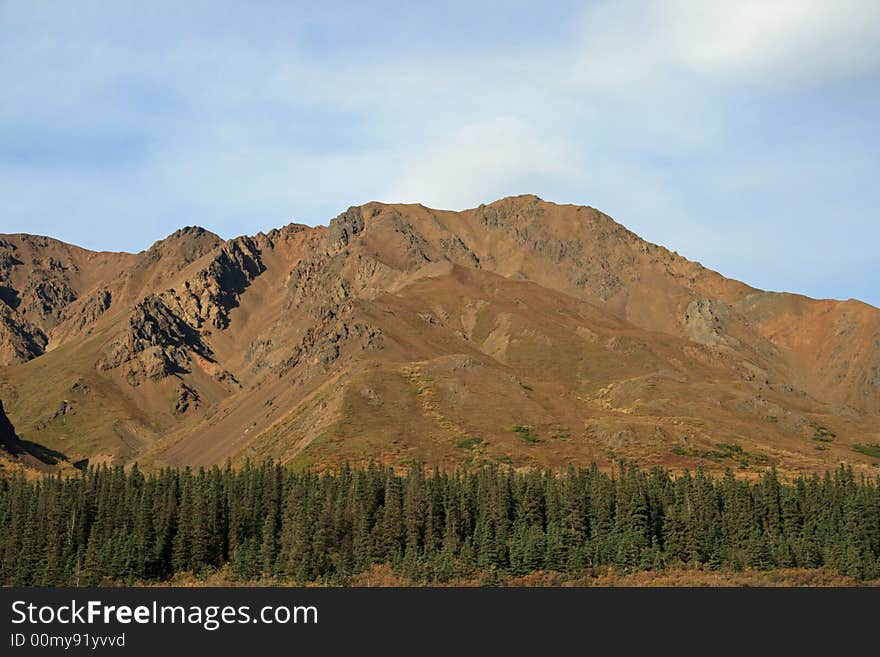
left=456, top=437, right=485, bottom=450
left=853, top=443, right=880, bottom=459
left=672, top=442, right=770, bottom=468
left=812, top=427, right=836, bottom=443
left=513, top=425, right=541, bottom=444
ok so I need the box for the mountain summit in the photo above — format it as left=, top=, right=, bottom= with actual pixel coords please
left=1, top=196, right=878, bottom=474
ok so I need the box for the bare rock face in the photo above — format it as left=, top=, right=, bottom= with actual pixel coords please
left=275, top=320, right=383, bottom=380
left=474, top=197, right=638, bottom=302
left=98, top=295, right=212, bottom=385
left=325, top=206, right=366, bottom=252
left=0, top=240, right=60, bottom=364
left=141, top=226, right=223, bottom=271
left=98, top=236, right=265, bottom=385
left=65, top=289, right=112, bottom=333
left=266, top=215, right=388, bottom=384
left=684, top=298, right=740, bottom=349
left=34, top=400, right=77, bottom=430
left=162, top=236, right=265, bottom=330
left=1, top=244, right=78, bottom=328
left=174, top=383, right=201, bottom=414
left=21, top=276, right=77, bottom=324
left=0, top=304, right=48, bottom=364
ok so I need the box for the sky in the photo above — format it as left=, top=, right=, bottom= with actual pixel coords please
left=1, top=1, right=878, bottom=306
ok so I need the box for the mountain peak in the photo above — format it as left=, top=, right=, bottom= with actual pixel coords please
left=477, top=193, right=545, bottom=208
left=145, top=226, right=222, bottom=252
left=167, top=225, right=219, bottom=241
left=141, top=226, right=224, bottom=268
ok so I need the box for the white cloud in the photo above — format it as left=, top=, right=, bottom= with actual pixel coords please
left=575, top=0, right=880, bottom=87
left=384, top=117, right=581, bottom=210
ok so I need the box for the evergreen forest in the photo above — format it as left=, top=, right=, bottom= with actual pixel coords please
left=2, top=461, right=879, bottom=586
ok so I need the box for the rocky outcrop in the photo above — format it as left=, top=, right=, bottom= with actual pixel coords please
left=0, top=303, right=48, bottom=365
left=325, top=206, right=367, bottom=253
left=174, top=383, right=201, bottom=414
left=99, top=237, right=265, bottom=385
left=65, top=288, right=112, bottom=334
left=98, top=295, right=213, bottom=385
left=684, top=298, right=740, bottom=349
left=439, top=235, right=481, bottom=267
left=141, top=226, right=223, bottom=271
left=275, top=320, right=383, bottom=379
left=159, top=236, right=265, bottom=331
left=34, top=400, right=77, bottom=430
left=474, top=198, right=636, bottom=301
left=21, top=277, right=77, bottom=324
left=286, top=256, right=353, bottom=317
left=0, top=239, right=78, bottom=363
left=274, top=248, right=383, bottom=380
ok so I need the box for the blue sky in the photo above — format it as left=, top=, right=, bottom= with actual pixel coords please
left=1, top=1, right=878, bottom=306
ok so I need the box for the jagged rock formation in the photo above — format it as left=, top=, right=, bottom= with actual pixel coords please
left=96, top=236, right=265, bottom=386
left=66, top=289, right=111, bottom=334
left=158, top=236, right=265, bottom=331
left=0, top=303, right=48, bottom=363
left=174, top=383, right=200, bottom=415
left=0, top=196, right=878, bottom=474
left=98, top=295, right=214, bottom=385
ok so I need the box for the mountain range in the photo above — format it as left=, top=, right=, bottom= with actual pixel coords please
left=1, top=195, right=878, bottom=475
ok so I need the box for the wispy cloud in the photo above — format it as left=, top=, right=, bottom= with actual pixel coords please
left=386, top=117, right=582, bottom=209
left=573, top=0, right=880, bottom=86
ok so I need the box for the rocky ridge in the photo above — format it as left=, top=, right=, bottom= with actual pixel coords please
left=0, top=196, right=877, bottom=474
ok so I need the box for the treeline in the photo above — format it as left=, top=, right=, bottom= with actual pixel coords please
left=1, top=461, right=879, bottom=586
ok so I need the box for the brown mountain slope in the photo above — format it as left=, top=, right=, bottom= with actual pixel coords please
left=0, top=196, right=878, bottom=475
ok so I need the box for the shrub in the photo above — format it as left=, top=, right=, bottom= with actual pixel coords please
left=513, top=425, right=541, bottom=444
